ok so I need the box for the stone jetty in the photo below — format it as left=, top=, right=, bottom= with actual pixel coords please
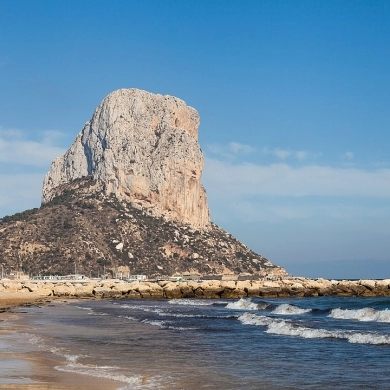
left=1, top=277, right=390, bottom=307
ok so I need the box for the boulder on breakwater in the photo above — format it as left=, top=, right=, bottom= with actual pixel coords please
left=1, top=278, right=390, bottom=304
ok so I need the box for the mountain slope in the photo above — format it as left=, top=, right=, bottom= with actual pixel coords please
left=0, top=177, right=287, bottom=278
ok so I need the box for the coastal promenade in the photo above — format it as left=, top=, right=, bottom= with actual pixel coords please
left=1, top=277, right=390, bottom=308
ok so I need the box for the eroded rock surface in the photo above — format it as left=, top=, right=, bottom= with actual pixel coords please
left=42, top=89, right=210, bottom=229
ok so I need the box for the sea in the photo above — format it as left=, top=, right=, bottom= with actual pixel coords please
left=3, top=296, right=390, bottom=389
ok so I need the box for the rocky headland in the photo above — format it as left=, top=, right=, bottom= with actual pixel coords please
left=0, top=88, right=286, bottom=279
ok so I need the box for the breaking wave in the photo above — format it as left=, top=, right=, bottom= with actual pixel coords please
left=28, top=330, right=170, bottom=389
left=225, top=298, right=260, bottom=311
left=168, top=299, right=219, bottom=306
left=55, top=361, right=166, bottom=389
left=238, top=312, right=390, bottom=345
left=271, top=304, right=312, bottom=315
left=329, top=307, right=390, bottom=323
left=117, top=303, right=234, bottom=320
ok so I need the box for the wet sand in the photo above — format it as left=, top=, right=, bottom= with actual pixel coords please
left=0, top=292, right=49, bottom=311
left=0, top=299, right=120, bottom=390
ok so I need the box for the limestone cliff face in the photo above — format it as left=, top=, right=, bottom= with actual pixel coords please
left=42, top=88, right=210, bottom=229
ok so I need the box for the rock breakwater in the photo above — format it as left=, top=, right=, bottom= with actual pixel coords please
left=1, top=277, right=390, bottom=306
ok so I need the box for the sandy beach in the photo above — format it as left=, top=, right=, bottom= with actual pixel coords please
left=0, top=292, right=51, bottom=311
left=0, top=298, right=120, bottom=390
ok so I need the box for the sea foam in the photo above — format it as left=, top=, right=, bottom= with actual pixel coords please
left=226, top=298, right=259, bottom=311
left=168, top=299, right=216, bottom=306
left=266, top=320, right=335, bottom=339
left=329, top=307, right=390, bottom=323
left=271, top=303, right=311, bottom=315
left=238, top=312, right=390, bottom=345
left=42, top=334, right=170, bottom=388
left=55, top=362, right=166, bottom=389
left=238, top=312, right=274, bottom=326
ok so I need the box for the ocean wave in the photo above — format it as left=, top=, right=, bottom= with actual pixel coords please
left=55, top=362, right=166, bottom=389
left=238, top=313, right=390, bottom=345
left=238, top=312, right=274, bottom=326
left=46, top=345, right=91, bottom=364
left=74, top=306, right=110, bottom=317
left=117, top=302, right=238, bottom=320
left=120, top=316, right=200, bottom=331
left=157, top=311, right=238, bottom=320
left=271, top=304, right=312, bottom=315
left=168, top=299, right=218, bottom=306
left=117, top=304, right=166, bottom=317
left=257, top=302, right=272, bottom=310
left=29, top=335, right=93, bottom=365
left=74, top=306, right=93, bottom=311
left=165, top=325, right=201, bottom=331
left=119, top=312, right=213, bottom=325
left=141, top=319, right=167, bottom=328
left=120, top=308, right=229, bottom=320
left=329, top=307, right=390, bottom=323
left=226, top=298, right=259, bottom=311
left=346, top=332, right=390, bottom=345
left=266, top=320, right=335, bottom=339
left=62, top=353, right=87, bottom=364
left=118, top=315, right=138, bottom=322
left=27, top=334, right=46, bottom=346
left=27, top=324, right=169, bottom=389
left=29, top=333, right=167, bottom=387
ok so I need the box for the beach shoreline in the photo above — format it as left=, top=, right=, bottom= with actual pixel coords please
left=1, top=277, right=389, bottom=388
left=0, top=301, right=121, bottom=390
left=0, top=292, right=56, bottom=311
left=1, top=282, right=390, bottom=389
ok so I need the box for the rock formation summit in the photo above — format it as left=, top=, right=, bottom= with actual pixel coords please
left=42, top=88, right=210, bottom=229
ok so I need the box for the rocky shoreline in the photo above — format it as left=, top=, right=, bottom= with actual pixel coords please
left=1, top=277, right=390, bottom=308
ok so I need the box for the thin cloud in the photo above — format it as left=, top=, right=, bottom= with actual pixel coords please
left=208, top=143, right=313, bottom=162
left=262, top=147, right=310, bottom=161
left=295, top=151, right=308, bottom=161
left=207, top=142, right=255, bottom=159
left=215, top=198, right=390, bottom=223
left=0, top=173, right=44, bottom=216
left=228, top=142, right=255, bottom=155
left=203, top=158, right=390, bottom=199
left=345, top=151, right=354, bottom=160
left=0, top=127, right=66, bottom=216
left=203, top=157, right=390, bottom=224
left=273, top=148, right=291, bottom=160
left=0, top=128, right=66, bottom=167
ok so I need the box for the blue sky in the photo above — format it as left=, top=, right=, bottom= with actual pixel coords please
left=1, top=0, right=389, bottom=279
